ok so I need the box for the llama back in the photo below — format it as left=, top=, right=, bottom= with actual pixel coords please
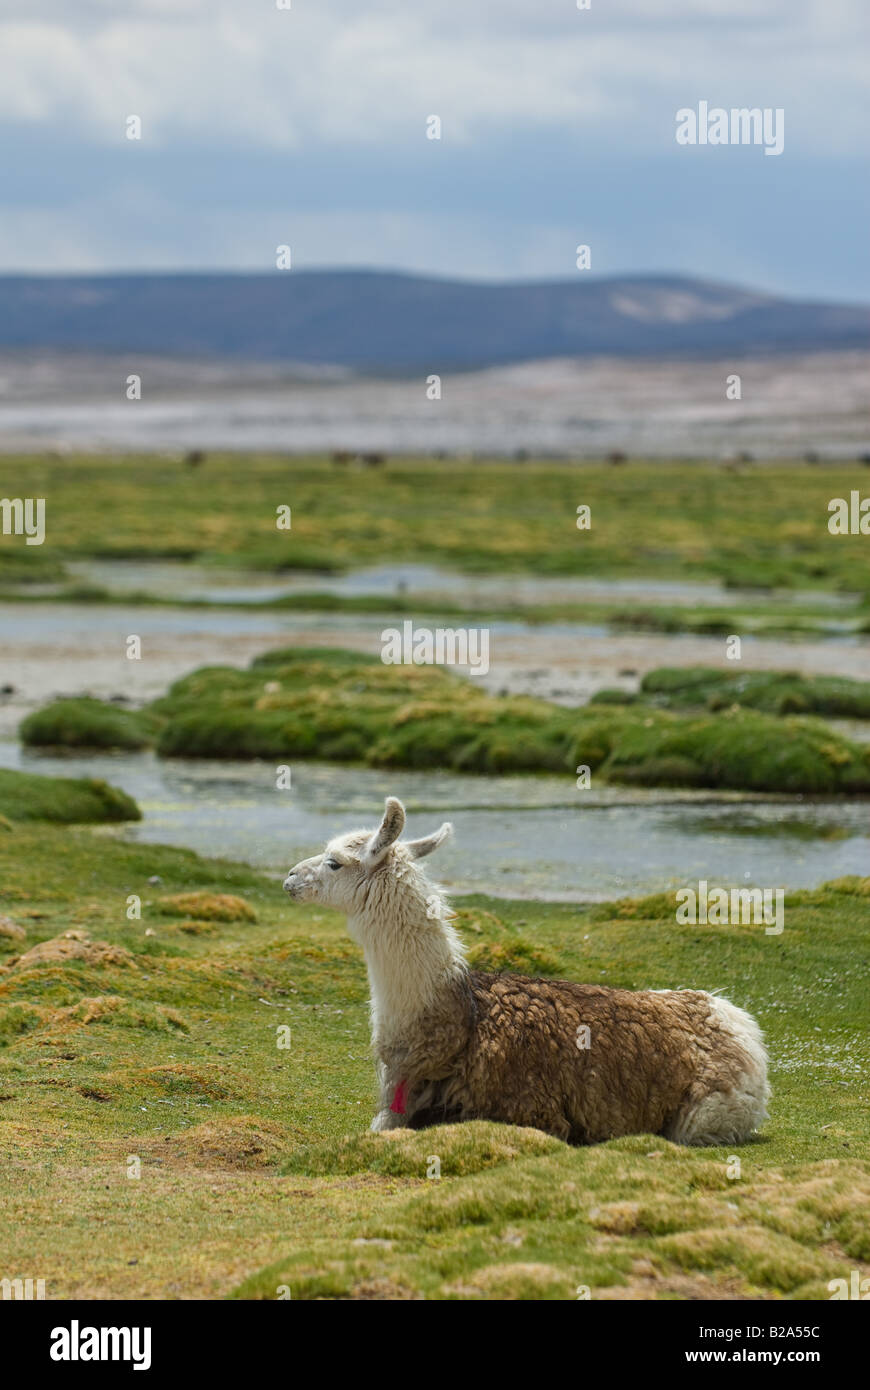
left=406, top=973, right=768, bottom=1146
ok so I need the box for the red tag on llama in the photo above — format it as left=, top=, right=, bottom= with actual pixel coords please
left=390, top=1080, right=407, bottom=1115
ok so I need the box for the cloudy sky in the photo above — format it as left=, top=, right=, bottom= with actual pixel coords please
left=0, top=0, right=866, bottom=298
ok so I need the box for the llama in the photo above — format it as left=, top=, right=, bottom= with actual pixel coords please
left=283, top=799, right=769, bottom=1145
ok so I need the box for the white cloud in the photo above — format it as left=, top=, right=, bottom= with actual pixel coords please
left=0, top=0, right=866, bottom=154
left=0, top=1, right=866, bottom=291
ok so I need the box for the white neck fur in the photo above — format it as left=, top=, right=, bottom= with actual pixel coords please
left=348, top=869, right=467, bottom=1045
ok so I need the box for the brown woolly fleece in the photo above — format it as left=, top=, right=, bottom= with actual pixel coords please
left=382, top=972, right=763, bottom=1145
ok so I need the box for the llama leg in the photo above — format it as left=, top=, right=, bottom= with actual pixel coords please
left=370, top=1107, right=406, bottom=1132
left=370, top=1066, right=408, bottom=1132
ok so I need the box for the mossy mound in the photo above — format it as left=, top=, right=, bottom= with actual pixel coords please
left=283, top=1121, right=565, bottom=1179
left=150, top=649, right=870, bottom=793
left=0, top=767, right=141, bottom=824
left=639, top=667, right=870, bottom=719
left=20, top=697, right=162, bottom=750
left=18, top=648, right=870, bottom=794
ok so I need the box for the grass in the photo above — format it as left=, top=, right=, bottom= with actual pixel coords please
left=2, top=453, right=870, bottom=593
left=0, top=767, right=141, bottom=824
left=0, top=822, right=867, bottom=1299
left=20, top=647, right=870, bottom=794
left=3, top=452, right=867, bottom=1297
left=20, top=698, right=161, bottom=751
left=631, top=667, right=870, bottom=718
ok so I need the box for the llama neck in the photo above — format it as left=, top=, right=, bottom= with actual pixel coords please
left=351, top=904, right=467, bottom=1045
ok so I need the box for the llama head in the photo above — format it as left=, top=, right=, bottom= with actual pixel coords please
left=283, top=797, right=452, bottom=921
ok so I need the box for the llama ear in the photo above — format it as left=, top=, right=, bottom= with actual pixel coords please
left=405, top=822, right=452, bottom=859
left=362, top=797, right=406, bottom=868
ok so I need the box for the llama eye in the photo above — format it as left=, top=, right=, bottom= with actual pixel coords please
left=326, top=859, right=341, bottom=870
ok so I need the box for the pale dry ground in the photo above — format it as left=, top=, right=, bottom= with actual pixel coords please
left=0, top=350, right=868, bottom=455
left=1, top=602, right=869, bottom=738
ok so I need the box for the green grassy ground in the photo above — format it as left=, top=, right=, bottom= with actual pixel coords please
left=3, top=454, right=870, bottom=593
left=21, top=649, right=870, bottom=794
left=1, top=819, right=867, bottom=1300
left=3, top=453, right=868, bottom=1301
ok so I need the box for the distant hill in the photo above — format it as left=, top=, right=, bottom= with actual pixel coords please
left=0, top=270, right=866, bottom=371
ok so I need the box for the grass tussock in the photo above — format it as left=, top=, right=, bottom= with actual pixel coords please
left=466, top=937, right=562, bottom=976
left=156, top=892, right=258, bottom=923
left=0, top=916, right=26, bottom=942
left=5, top=930, right=137, bottom=971
left=142, top=1116, right=294, bottom=1170
left=124, top=1063, right=238, bottom=1101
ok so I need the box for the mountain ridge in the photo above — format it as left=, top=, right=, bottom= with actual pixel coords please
left=0, top=269, right=866, bottom=371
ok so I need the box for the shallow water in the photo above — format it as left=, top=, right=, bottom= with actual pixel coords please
left=5, top=743, right=868, bottom=902
left=60, top=558, right=857, bottom=611
left=2, top=584, right=869, bottom=901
